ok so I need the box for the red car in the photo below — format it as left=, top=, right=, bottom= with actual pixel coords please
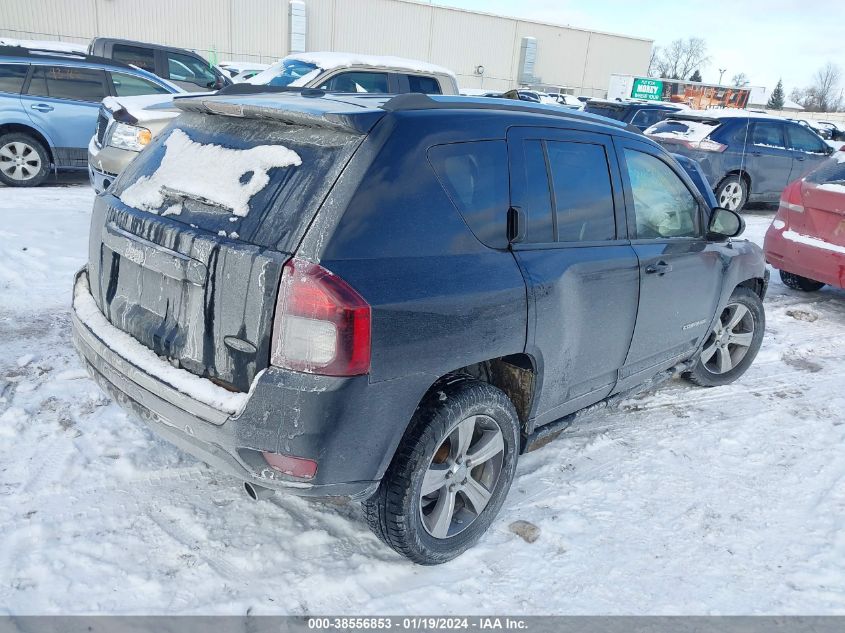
left=764, top=150, right=845, bottom=291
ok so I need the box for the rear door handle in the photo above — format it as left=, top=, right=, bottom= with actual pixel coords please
left=645, top=261, right=673, bottom=275
left=31, top=103, right=54, bottom=113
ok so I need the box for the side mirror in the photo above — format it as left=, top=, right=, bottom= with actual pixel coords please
left=707, top=207, right=745, bottom=240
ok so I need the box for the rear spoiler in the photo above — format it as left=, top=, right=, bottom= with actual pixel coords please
left=174, top=94, right=383, bottom=135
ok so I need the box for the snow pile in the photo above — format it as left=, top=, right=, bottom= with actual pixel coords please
left=3, top=188, right=845, bottom=615
left=119, top=128, right=301, bottom=216
left=72, top=272, right=249, bottom=414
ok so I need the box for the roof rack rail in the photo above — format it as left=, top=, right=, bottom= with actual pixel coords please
left=379, top=92, right=629, bottom=128
left=0, top=45, right=133, bottom=70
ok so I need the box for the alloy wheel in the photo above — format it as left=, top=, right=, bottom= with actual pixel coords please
left=0, top=141, right=42, bottom=182
left=718, top=181, right=744, bottom=211
left=700, top=302, right=755, bottom=374
left=419, top=414, right=505, bottom=539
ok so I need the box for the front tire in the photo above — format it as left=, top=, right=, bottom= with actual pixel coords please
left=364, top=379, right=520, bottom=565
left=780, top=270, right=825, bottom=292
left=0, top=133, right=50, bottom=187
left=685, top=287, right=765, bottom=387
left=715, top=174, right=748, bottom=212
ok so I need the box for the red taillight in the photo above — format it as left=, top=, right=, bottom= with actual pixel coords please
left=779, top=180, right=805, bottom=214
left=262, top=451, right=318, bottom=479
left=270, top=257, right=371, bottom=376
left=683, top=138, right=727, bottom=153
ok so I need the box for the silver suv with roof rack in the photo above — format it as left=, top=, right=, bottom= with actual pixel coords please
left=87, top=51, right=458, bottom=193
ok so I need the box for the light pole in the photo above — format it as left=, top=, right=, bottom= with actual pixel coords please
left=718, top=68, right=727, bottom=85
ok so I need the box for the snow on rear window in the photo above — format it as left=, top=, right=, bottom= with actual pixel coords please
left=119, top=128, right=302, bottom=217
left=646, top=119, right=720, bottom=142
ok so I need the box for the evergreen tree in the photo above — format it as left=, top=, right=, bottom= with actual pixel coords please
left=689, top=69, right=702, bottom=82
left=767, top=78, right=785, bottom=110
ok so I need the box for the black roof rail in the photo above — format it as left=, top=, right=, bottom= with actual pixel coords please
left=0, top=45, right=134, bottom=71
left=213, top=83, right=330, bottom=97
left=379, top=92, right=629, bottom=128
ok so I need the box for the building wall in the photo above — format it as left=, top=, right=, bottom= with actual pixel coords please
left=0, top=0, right=652, bottom=95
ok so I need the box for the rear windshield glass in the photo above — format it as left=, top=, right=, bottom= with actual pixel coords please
left=111, top=112, right=361, bottom=250
left=646, top=118, right=721, bottom=142
left=583, top=104, right=626, bottom=121
left=806, top=156, right=845, bottom=186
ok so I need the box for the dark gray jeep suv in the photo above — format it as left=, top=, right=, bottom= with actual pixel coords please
left=71, top=92, right=768, bottom=564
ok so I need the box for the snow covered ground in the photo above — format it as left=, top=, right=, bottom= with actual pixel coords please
left=1, top=183, right=844, bottom=615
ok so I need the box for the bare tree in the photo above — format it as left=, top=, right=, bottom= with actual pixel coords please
left=648, top=46, right=661, bottom=78
left=731, top=72, right=749, bottom=87
left=653, top=38, right=710, bottom=80
left=792, top=63, right=843, bottom=112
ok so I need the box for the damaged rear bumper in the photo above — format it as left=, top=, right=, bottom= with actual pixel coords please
left=71, top=267, right=384, bottom=499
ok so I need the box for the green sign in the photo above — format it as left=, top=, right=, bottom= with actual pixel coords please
left=631, top=78, right=663, bottom=101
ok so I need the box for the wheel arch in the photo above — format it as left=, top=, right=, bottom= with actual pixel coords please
left=0, top=122, right=55, bottom=165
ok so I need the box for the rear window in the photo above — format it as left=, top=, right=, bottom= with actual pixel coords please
left=112, top=44, right=156, bottom=73
left=807, top=156, right=845, bottom=186
left=646, top=118, right=720, bottom=142
left=584, top=104, right=626, bottom=121
left=427, top=141, right=509, bottom=248
left=0, top=63, right=28, bottom=94
left=111, top=112, right=362, bottom=250
left=406, top=74, right=441, bottom=94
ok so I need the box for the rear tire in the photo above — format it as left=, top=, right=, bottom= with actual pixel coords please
left=0, top=133, right=50, bottom=187
left=715, top=174, right=749, bottom=212
left=780, top=270, right=825, bottom=292
left=363, top=379, right=520, bottom=565
left=685, top=287, right=764, bottom=387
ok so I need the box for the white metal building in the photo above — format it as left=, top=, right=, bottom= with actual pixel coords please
left=0, top=0, right=653, bottom=96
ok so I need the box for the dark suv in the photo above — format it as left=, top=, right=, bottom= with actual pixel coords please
left=646, top=112, right=834, bottom=211
left=71, top=93, right=767, bottom=564
left=583, top=99, right=683, bottom=131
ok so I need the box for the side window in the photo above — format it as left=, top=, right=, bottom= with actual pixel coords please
left=787, top=124, right=828, bottom=154
left=623, top=149, right=700, bottom=239
left=427, top=141, right=510, bottom=248
left=752, top=122, right=785, bottom=148
left=166, top=52, right=216, bottom=88
left=406, top=74, right=442, bottom=94
left=109, top=72, right=170, bottom=96
left=26, top=66, right=107, bottom=102
left=112, top=45, right=156, bottom=73
left=319, top=72, right=389, bottom=93
left=545, top=141, right=616, bottom=242
left=0, top=64, right=28, bottom=94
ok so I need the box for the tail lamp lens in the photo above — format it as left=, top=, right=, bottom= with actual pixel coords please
left=270, top=258, right=371, bottom=376
left=262, top=451, right=317, bottom=479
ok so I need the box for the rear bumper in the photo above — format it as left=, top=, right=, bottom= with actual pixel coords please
left=764, top=223, right=845, bottom=289
left=71, top=268, right=387, bottom=499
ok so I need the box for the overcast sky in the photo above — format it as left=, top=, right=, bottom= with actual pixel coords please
left=435, top=0, right=842, bottom=93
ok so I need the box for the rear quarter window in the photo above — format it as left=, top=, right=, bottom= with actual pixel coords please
left=427, top=140, right=509, bottom=248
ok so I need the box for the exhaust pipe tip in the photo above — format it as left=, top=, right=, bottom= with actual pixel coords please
left=244, top=481, right=274, bottom=501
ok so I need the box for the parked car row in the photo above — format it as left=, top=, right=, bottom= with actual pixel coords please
left=644, top=111, right=834, bottom=211
left=0, top=46, right=181, bottom=187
